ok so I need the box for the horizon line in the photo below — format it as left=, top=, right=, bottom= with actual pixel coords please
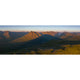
left=0, top=30, right=80, bottom=32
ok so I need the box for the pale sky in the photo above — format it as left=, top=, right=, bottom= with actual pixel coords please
left=0, top=25, right=80, bottom=32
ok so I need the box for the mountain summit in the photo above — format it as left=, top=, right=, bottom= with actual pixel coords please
left=12, top=31, right=41, bottom=43
left=3, top=31, right=10, bottom=39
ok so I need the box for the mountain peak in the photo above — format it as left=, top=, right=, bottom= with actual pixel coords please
left=3, top=31, right=10, bottom=38
left=11, top=31, right=41, bottom=43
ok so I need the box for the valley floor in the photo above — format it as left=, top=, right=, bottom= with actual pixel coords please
left=7, top=44, right=80, bottom=55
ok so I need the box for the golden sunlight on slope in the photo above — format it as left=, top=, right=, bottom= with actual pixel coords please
left=11, top=31, right=41, bottom=43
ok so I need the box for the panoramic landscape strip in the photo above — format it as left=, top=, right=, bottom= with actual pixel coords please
left=0, top=25, right=80, bottom=54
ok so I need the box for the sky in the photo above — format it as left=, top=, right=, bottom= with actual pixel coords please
left=0, top=25, right=80, bottom=32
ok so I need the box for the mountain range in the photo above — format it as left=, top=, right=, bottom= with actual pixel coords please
left=0, top=31, right=80, bottom=54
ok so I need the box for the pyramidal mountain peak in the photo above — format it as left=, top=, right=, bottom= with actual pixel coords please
left=11, top=31, right=41, bottom=43
left=3, top=31, right=10, bottom=38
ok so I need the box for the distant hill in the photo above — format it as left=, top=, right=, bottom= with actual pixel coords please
left=59, top=32, right=80, bottom=40
left=9, top=32, right=28, bottom=40
left=41, top=31, right=58, bottom=36
left=0, top=31, right=27, bottom=39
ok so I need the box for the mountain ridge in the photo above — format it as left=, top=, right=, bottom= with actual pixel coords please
left=11, top=31, right=42, bottom=43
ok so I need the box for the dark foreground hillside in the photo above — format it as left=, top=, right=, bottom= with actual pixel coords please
left=0, top=31, right=80, bottom=54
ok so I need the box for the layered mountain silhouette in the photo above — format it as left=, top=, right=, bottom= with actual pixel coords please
left=0, top=31, right=80, bottom=43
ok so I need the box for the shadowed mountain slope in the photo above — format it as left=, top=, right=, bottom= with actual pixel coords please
left=8, top=35, right=58, bottom=52
left=21, top=34, right=58, bottom=46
